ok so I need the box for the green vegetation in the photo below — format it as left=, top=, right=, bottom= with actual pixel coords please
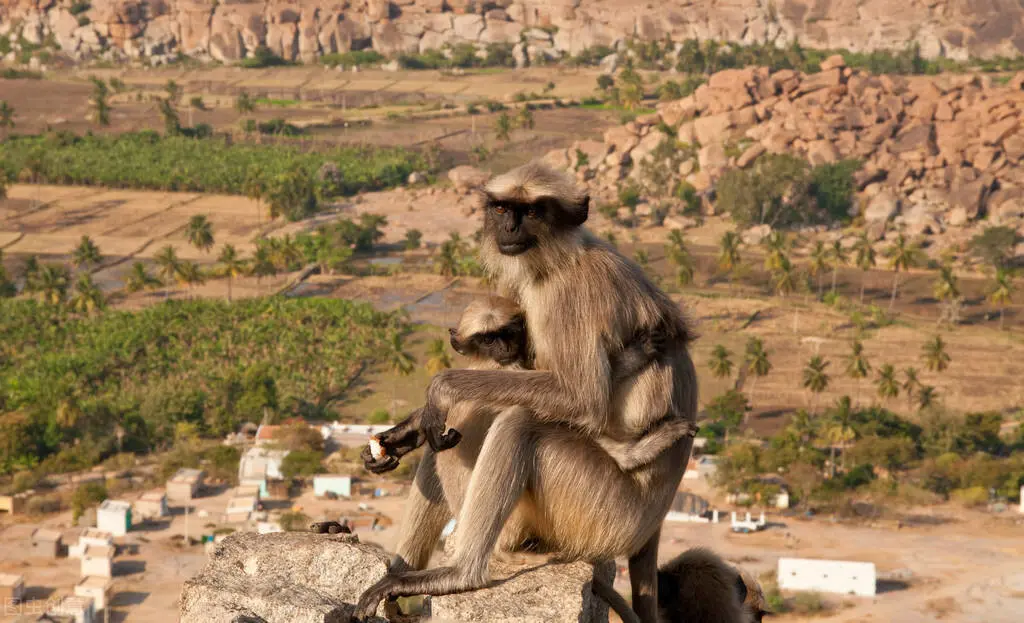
left=0, top=132, right=427, bottom=201
left=320, top=50, right=386, bottom=68
left=71, top=481, right=107, bottom=522
left=281, top=450, right=325, bottom=480
left=0, top=297, right=407, bottom=474
left=240, top=46, right=292, bottom=69
left=716, top=154, right=861, bottom=227
left=969, top=226, right=1021, bottom=270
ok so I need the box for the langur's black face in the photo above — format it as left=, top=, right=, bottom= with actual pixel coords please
left=483, top=196, right=590, bottom=256
left=449, top=318, right=527, bottom=366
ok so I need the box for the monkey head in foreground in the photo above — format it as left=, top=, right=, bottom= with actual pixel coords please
left=657, top=548, right=771, bottom=623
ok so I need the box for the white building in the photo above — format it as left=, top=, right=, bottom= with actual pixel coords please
left=167, top=468, right=205, bottom=502
left=47, top=595, right=96, bottom=623
left=313, top=475, right=352, bottom=498
left=0, top=573, right=25, bottom=604
left=238, top=447, right=290, bottom=482
left=730, top=511, right=767, bottom=533
left=75, top=576, right=112, bottom=611
left=225, top=496, right=258, bottom=523
left=96, top=500, right=132, bottom=537
left=81, top=545, right=114, bottom=579
left=778, top=558, right=877, bottom=597
left=69, top=529, right=114, bottom=559
left=134, top=490, right=169, bottom=521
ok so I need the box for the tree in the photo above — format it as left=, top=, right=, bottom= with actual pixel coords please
left=770, top=254, right=797, bottom=298
left=218, top=244, right=247, bottom=301
left=922, top=335, right=951, bottom=373
left=386, top=333, right=416, bottom=417
left=124, top=261, right=163, bottom=294
left=829, top=239, right=847, bottom=294
left=426, top=339, right=453, bottom=375
left=186, top=214, right=215, bottom=255
left=89, top=77, right=111, bottom=126
left=802, top=355, right=830, bottom=413
left=36, top=263, right=70, bottom=306
left=280, top=450, right=324, bottom=480
left=72, top=235, right=103, bottom=270
left=0, top=100, right=14, bottom=135
left=852, top=232, right=877, bottom=304
left=235, top=91, right=256, bottom=115
left=176, top=261, right=206, bottom=297
left=250, top=246, right=278, bottom=290
left=933, top=263, right=961, bottom=325
left=743, top=337, right=772, bottom=412
left=21, top=255, right=40, bottom=292
left=155, top=245, right=181, bottom=297
left=988, top=268, right=1014, bottom=330
left=404, top=229, right=423, bottom=251
left=158, top=97, right=181, bottom=135
left=666, top=229, right=696, bottom=287
left=876, top=363, right=899, bottom=404
left=717, top=230, right=742, bottom=288
left=517, top=107, right=535, bottom=130
left=902, top=367, right=921, bottom=410
left=885, top=233, right=923, bottom=309
left=243, top=166, right=267, bottom=227
left=707, top=344, right=734, bottom=381
left=844, top=339, right=871, bottom=404
left=808, top=240, right=830, bottom=297
left=825, top=396, right=856, bottom=474
left=715, top=154, right=812, bottom=227
left=917, top=385, right=938, bottom=411
left=969, top=226, right=1020, bottom=270
left=69, top=273, right=105, bottom=314
left=761, top=231, right=790, bottom=272
left=495, top=112, right=513, bottom=141
left=0, top=251, right=15, bottom=298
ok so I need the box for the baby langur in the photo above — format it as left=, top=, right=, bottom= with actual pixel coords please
left=365, top=296, right=694, bottom=472
left=657, top=548, right=770, bottom=623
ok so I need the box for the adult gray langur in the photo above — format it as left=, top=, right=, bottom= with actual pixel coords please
left=355, top=162, right=699, bottom=623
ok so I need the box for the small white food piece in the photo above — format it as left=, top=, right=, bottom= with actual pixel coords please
left=368, top=437, right=386, bottom=460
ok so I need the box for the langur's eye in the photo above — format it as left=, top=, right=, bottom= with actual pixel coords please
left=526, top=207, right=538, bottom=218
left=493, top=204, right=507, bottom=215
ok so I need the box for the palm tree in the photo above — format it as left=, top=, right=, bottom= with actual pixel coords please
left=36, top=263, right=70, bottom=306
left=154, top=245, right=181, bottom=297
left=517, top=107, right=535, bottom=130
left=885, top=233, right=923, bottom=310
left=902, top=367, right=921, bottom=410
left=72, top=235, right=103, bottom=270
left=921, top=335, right=951, bottom=373
left=426, top=339, right=453, bottom=375
left=250, top=246, right=278, bottom=291
left=743, top=337, right=772, bottom=412
left=21, top=255, right=40, bottom=292
left=218, top=244, right=247, bottom=301
left=717, top=230, right=742, bottom=289
left=917, top=385, right=938, bottom=411
left=244, top=166, right=267, bottom=228
left=761, top=231, right=789, bottom=272
left=495, top=113, right=513, bottom=142
left=69, top=273, right=105, bottom=314
left=802, top=355, right=830, bottom=414
left=770, top=254, right=797, bottom=298
left=808, top=240, right=830, bottom=297
left=853, top=232, right=877, bottom=304
left=386, top=333, right=416, bottom=417
left=845, top=339, right=871, bottom=405
left=707, top=344, right=734, bottom=381
left=235, top=91, right=256, bottom=115
left=666, top=229, right=695, bottom=287
left=988, top=268, right=1014, bottom=330
left=876, top=363, right=899, bottom=404
left=825, top=396, right=856, bottom=475
left=829, top=239, right=847, bottom=294
left=89, top=77, right=111, bottom=126
left=933, top=264, right=961, bottom=325
left=158, top=97, right=180, bottom=135
left=176, top=261, right=205, bottom=297
left=124, top=261, right=163, bottom=294
left=186, top=214, right=215, bottom=255
left=0, top=100, right=14, bottom=137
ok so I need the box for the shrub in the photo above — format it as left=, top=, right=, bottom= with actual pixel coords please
left=368, top=408, right=391, bottom=425
left=71, top=482, right=108, bottom=522
left=26, top=494, right=63, bottom=515
left=618, top=183, right=641, bottom=209
left=969, top=226, right=1020, bottom=269
left=810, top=159, right=861, bottom=222
left=240, top=46, right=290, bottom=68
left=950, top=486, right=989, bottom=507
left=278, top=510, right=311, bottom=532
left=68, top=1, right=91, bottom=15
left=320, top=50, right=384, bottom=68
left=792, top=591, right=827, bottom=614
left=280, top=450, right=324, bottom=480
left=403, top=229, right=422, bottom=250
left=204, top=446, right=240, bottom=484
left=12, top=471, right=40, bottom=493
left=716, top=153, right=814, bottom=228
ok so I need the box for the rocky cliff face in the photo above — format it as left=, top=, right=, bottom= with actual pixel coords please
left=3, top=0, right=1024, bottom=66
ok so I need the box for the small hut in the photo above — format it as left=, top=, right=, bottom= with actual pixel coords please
left=81, top=545, right=114, bottom=579
left=96, top=500, right=131, bottom=537
left=75, top=576, right=112, bottom=611
left=134, top=490, right=169, bottom=521
left=0, top=573, right=25, bottom=604
left=47, top=595, right=96, bottom=623
left=30, top=528, right=63, bottom=558
left=167, top=468, right=205, bottom=502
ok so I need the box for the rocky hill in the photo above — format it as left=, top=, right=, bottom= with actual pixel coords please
left=542, top=56, right=1024, bottom=261
left=3, top=0, right=1024, bottom=66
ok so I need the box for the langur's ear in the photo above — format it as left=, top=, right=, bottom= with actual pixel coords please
left=734, top=573, right=748, bottom=603
left=563, top=194, right=590, bottom=227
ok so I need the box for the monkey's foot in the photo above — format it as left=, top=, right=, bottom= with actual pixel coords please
left=352, top=567, right=485, bottom=621
left=309, top=521, right=351, bottom=535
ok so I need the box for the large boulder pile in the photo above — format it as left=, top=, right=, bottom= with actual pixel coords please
left=180, top=530, right=614, bottom=623
left=6, top=0, right=1024, bottom=65
left=559, top=57, right=1024, bottom=248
